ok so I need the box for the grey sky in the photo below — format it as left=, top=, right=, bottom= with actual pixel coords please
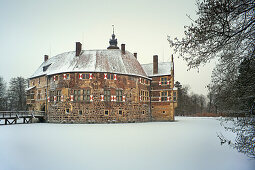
left=0, top=0, right=215, bottom=95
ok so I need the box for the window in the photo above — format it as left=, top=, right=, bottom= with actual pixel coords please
left=55, top=75, right=59, bottom=81
left=104, top=110, right=109, bottom=116
left=66, top=108, right=70, bottom=114
left=145, top=79, right=148, bottom=85
left=74, top=90, right=81, bottom=101
left=110, top=74, right=114, bottom=80
left=79, top=110, right=82, bottom=115
left=27, top=90, right=35, bottom=102
left=173, top=92, right=177, bottom=102
left=116, top=90, right=123, bottom=102
left=56, top=90, right=61, bottom=101
left=50, top=90, right=55, bottom=102
left=119, top=110, right=123, bottom=115
left=161, top=91, right=168, bottom=101
left=162, top=111, right=166, bottom=114
left=66, top=74, right=70, bottom=80
left=142, top=110, right=145, bottom=114
left=140, top=90, right=149, bottom=101
left=83, top=89, right=90, bottom=102
left=63, top=74, right=70, bottom=80
left=82, top=73, right=90, bottom=79
left=37, top=90, right=42, bottom=100
left=106, top=74, right=114, bottom=80
left=161, top=77, right=168, bottom=85
left=104, top=90, right=111, bottom=101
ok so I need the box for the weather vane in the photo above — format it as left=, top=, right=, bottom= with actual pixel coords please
left=112, top=25, right=115, bottom=34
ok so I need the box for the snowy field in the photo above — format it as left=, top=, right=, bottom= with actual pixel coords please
left=0, top=117, right=254, bottom=170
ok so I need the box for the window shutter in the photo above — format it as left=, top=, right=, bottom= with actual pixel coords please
left=90, top=95, right=93, bottom=102
left=104, top=73, right=107, bottom=79
left=79, top=74, right=82, bottom=80
left=167, top=81, right=170, bottom=85
left=139, top=78, right=142, bottom=83
left=111, top=95, right=116, bottom=102
left=54, top=96, right=57, bottom=102
left=114, top=74, right=117, bottom=80
left=101, top=95, right=104, bottom=101
left=53, top=76, right=56, bottom=81
left=159, top=81, right=162, bottom=86
left=122, top=96, right=126, bottom=102
left=61, top=95, right=64, bottom=102
left=89, top=73, right=93, bottom=80
left=159, top=97, right=161, bottom=102
left=70, top=95, right=74, bottom=102
left=167, top=97, right=170, bottom=101
left=139, top=96, right=142, bottom=101
left=47, top=97, right=50, bottom=102
left=63, top=74, right=67, bottom=80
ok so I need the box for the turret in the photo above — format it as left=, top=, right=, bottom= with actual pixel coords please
left=107, top=25, right=119, bottom=49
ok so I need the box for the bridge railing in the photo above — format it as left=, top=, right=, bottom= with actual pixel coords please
left=0, top=111, right=45, bottom=118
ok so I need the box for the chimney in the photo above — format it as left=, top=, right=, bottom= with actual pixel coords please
left=44, top=55, right=48, bottom=62
left=153, top=55, right=158, bottom=74
left=134, top=53, right=137, bottom=59
left=76, top=42, right=82, bottom=56
left=121, top=44, right=125, bottom=54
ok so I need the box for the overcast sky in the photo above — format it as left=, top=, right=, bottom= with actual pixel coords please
left=0, top=0, right=216, bottom=95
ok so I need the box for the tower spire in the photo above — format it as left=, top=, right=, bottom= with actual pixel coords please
left=107, top=25, right=119, bottom=49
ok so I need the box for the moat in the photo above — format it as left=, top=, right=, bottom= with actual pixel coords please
left=0, top=117, right=254, bottom=170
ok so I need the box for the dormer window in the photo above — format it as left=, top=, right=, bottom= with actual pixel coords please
left=43, top=64, right=51, bottom=72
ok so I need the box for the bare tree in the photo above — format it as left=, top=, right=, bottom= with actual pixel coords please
left=218, top=116, right=255, bottom=159
left=168, top=0, right=255, bottom=69
left=175, top=81, right=207, bottom=115
left=168, top=0, right=255, bottom=157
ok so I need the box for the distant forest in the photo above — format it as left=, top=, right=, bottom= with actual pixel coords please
left=174, top=81, right=208, bottom=116
left=0, top=76, right=27, bottom=111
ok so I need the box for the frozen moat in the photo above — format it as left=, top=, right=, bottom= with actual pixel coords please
left=0, top=117, right=254, bottom=170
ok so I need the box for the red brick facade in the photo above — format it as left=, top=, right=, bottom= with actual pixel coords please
left=27, top=41, right=177, bottom=123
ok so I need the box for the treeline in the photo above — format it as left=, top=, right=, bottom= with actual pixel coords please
left=207, top=57, right=255, bottom=115
left=174, top=57, right=255, bottom=116
left=0, top=76, right=27, bottom=111
left=174, top=81, right=207, bottom=116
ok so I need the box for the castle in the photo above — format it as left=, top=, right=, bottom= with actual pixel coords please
left=26, top=31, right=177, bottom=123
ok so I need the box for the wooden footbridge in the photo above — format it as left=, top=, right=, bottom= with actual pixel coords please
left=0, top=111, right=45, bottom=125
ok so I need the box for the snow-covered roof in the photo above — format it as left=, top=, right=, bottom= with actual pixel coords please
left=25, top=86, right=35, bottom=91
left=30, top=49, right=148, bottom=78
left=141, top=62, right=172, bottom=77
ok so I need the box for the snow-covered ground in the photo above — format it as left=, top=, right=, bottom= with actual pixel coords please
left=0, top=117, right=254, bottom=170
